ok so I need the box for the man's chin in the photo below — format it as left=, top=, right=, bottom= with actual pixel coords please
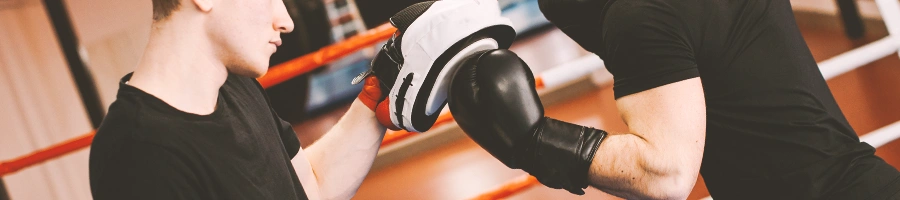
left=229, top=67, right=268, bottom=78
left=249, top=71, right=267, bottom=78
left=247, top=69, right=268, bottom=78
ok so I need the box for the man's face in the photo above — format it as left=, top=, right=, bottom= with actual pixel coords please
left=206, top=0, right=294, bottom=78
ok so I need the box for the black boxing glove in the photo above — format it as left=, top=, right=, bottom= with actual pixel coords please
left=537, top=0, right=611, bottom=53
left=448, top=49, right=607, bottom=195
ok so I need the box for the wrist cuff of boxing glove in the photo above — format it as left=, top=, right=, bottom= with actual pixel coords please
left=358, top=76, right=385, bottom=111
left=527, top=117, right=607, bottom=195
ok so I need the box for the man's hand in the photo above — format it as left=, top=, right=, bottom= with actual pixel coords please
left=357, top=75, right=399, bottom=130
left=354, top=28, right=408, bottom=131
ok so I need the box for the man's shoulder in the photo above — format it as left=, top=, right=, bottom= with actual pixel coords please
left=93, top=94, right=143, bottom=145
left=92, top=93, right=190, bottom=152
left=91, top=97, right=173, bottom=172
left=90, top=98, right=194, bottom=177
left=604, top=0, right=688, bottom=26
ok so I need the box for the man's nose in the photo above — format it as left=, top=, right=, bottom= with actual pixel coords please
left=273, top=0, right=295, bottom=33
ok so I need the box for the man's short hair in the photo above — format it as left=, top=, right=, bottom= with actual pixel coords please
left=153, top=0, right=180, bottom=21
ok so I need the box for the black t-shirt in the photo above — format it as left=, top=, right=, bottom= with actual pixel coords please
left=574, top=0, right=900, bottom=199
left=89, top=73, right=308, bottom=200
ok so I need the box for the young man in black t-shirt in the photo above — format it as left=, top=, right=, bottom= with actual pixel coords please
left=89, top=0, right=388, bottom=199
left=439, top=0, right=900, bottom=199
left=558, top=0, right=900, bottom=198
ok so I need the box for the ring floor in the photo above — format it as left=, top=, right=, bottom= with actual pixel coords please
left=291, top=11, right=900, bottom=200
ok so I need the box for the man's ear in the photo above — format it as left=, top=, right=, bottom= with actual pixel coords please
left=192, top=0, right=214, bottom=12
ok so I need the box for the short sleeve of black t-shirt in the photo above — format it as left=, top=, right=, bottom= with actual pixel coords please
left=259, top=80, right=302, bottom=159
left=598, top=0, right=700, bottom=98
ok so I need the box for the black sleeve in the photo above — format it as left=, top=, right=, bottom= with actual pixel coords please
left=600, top=0, right=699, bottom=99
left=274, top=110, right=301, bottom=158
left=250, top=77, right=301, bottom=158
left=91, top=143, right=203, bottom=200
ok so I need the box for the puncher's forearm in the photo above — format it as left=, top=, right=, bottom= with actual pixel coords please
left=302, top=100, right=386, bottom=199
left=586, top=131, right=701, bottom=200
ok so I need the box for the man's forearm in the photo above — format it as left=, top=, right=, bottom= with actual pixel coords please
left=584, top=78, right=706, bottom=200
left=304, top=100, right=386, bottom=199
left=587, top=132, right=703, bottom=200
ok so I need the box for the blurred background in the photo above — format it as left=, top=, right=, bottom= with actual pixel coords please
left=1, top=0, right=900, bottom=199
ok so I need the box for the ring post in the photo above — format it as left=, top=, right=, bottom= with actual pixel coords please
left=836, top=0, right=865, bottom=39
left=42, top=0, right=106, bottom=128
left=0, top=178, right=9, bottom=200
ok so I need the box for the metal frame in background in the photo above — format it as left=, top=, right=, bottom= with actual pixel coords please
left=0, top=179, right=8, bottom=200
left=42, top=0, right=106, bottom=128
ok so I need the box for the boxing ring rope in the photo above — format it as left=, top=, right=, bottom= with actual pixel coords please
left=876, top=0, right=900, bottom=48
left=470, top=175, right=540, bottom=200
left=819, top=36, right=897, bottom=79
left=259, top=24, right=396, bottom=88
left=0, top=132, right=96, bottom=178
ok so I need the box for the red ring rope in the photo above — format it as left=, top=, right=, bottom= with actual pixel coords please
left=0, top=131, right=96, bottom=176
left=470, top=175, right=540, bottom=200
left=259, top=23, right=396, bottom=88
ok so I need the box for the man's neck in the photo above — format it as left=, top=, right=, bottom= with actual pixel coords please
left=128, top=24, right=227, bottom=115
